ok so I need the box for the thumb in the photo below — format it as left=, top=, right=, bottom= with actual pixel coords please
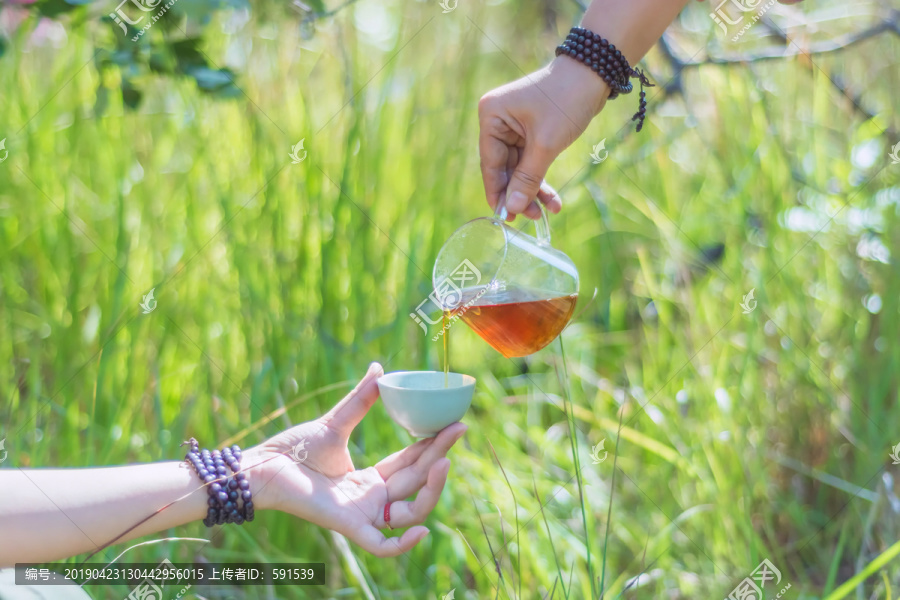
left=321, top=362, right=383, bottom=437
left=504, top=144, right=554, bottom=218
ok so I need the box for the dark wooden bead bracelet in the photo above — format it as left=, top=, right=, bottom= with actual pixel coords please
left=555, top=26, right=654, bottom=132
left=183, top=438, right=254, bottom=526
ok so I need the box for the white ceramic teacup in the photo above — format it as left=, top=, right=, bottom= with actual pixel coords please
left=377, top=371, right=475, bottom=438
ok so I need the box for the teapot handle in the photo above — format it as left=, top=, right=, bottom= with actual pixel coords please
left=493, top=191, right=552, bottom=247
left=533, top=203, right=552, bottom=247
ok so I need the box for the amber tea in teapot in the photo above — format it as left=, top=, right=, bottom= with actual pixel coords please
left=434, top=200, right=579, bottom=361
left=449, top=287, right=578, bottom=358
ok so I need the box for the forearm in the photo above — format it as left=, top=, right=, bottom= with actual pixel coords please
left=581, top=0, right=692, bottom=64
left=0, top=453, right=275, bottom=566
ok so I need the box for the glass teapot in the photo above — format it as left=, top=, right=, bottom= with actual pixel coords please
left=432, top=202, right=579, bottom=357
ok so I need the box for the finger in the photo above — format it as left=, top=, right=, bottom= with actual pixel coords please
left=348, top=524, right=430, bottom=557
left=537, top=180, right=562, bottom=214
left=523, top=200, right=542, bottom=220
left=374, top=436, right=435, bottom=481
left=505, top=145, right=520, bottom=181
left=386, top=422, right=466, bottom=501
left=523, top=180, right=561, bottom=220
left=505, top=144, right=554, bottom=217
left=513, top=184, right=543, bottom=220
left=479, top=128, right=512, bottom=214
left=502, top=148, right=520, bottom=221
left=382, top=458, right=450, bottom=529
left=321, top=362, right=383, bottom=436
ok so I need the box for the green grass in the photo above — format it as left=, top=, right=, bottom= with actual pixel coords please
left=2, top=0, right=900, bottom=598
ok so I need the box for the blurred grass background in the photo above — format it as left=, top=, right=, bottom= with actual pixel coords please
left=2, top=0, right=900, bottom=597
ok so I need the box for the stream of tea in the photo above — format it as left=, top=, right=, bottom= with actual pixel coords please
left=440, top=288, right=578, bottom=379
left=443, top=312, right=450, bottom=387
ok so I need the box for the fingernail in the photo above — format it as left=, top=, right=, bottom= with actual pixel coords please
left=368, top=362, right=380, bottom=374
left=508, top=191, right=528, bottom=211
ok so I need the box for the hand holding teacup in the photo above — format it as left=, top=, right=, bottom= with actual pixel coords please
left=244, top=363, right=467, bottom=556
